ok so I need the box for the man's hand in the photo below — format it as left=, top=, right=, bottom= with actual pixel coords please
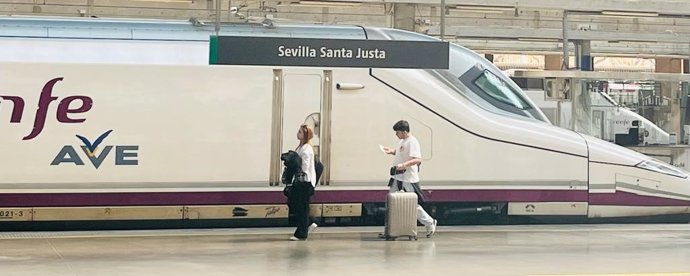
left=383, top=147, right=395, bottom=155
left=396, top=163, right=405, bottom=170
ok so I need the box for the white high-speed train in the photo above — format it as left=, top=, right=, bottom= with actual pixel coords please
left=1, top=17, right=689, bottom=229
left=524, top=89, right=671, bottom=145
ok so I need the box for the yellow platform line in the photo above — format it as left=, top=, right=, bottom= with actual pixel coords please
left=531, top=273, right=690, bottom=276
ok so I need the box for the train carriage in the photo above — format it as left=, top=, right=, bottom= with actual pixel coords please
left=1, top=18, right=689, bottom=229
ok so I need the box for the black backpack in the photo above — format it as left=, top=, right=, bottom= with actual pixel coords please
left=314, top=156, right=324, bottom=185
left=280, top=150, right=302, bottom=185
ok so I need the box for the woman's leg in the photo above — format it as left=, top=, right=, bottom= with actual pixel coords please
left=307, top=185, right=317, bottom=227
left=292, top=183, right=310, bottom=239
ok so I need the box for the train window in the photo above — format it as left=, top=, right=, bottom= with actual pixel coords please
left=473, top=71, right=531, bottom=110
left=454, top=64, right=541, bottom=119
left=423, top=42, right=548, bottom=122
left=637, top=159, right=688, bottom=179
left=428, top=69, right=538, bottom=120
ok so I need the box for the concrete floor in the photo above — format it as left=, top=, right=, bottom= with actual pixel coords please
left=1, top=224, right=690, bottom=276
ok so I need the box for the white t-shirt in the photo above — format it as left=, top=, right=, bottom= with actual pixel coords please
left=296, top=144, right=317, bottom=187
left=392, top=135, right=421, bottom=183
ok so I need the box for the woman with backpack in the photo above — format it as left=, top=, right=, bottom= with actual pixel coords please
left=289, top=124, right=318, bottom=241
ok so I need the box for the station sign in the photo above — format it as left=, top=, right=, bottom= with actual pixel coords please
left=209, top=36, right=449, bottom=69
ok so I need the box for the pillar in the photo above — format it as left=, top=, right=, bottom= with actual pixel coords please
left=393, top=3, right=415, bottom=31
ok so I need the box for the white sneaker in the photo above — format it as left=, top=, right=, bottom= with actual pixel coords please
left=289, top=236, right=301, bottom=241
left=425, top=219, right=437, bottom=237
left=308, top=223, right=318, bottom=233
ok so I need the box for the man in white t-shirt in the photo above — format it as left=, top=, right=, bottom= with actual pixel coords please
left=382, top=120, right=437, bottom=237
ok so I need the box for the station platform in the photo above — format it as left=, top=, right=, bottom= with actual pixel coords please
left=1, top=224, right=690, bottom=276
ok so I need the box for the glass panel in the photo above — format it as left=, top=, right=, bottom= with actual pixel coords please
left=637, top=159, right=688, bottom=179
left=426, top=69, right=524, bottom=119
left=473, top=71, right=531, bottom=110
left=376, top=28, right=548, bottom=122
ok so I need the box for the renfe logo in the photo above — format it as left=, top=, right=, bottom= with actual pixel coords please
left=51, top=129, right=139, bottom=169
left=2, top=77, right=139, bottom=168
left=0, top=77, right=92, bottom=140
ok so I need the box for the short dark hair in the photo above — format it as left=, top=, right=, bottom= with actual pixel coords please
left=393, top=120, right=410, bottom=132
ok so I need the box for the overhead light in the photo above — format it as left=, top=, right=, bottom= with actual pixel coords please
left=601, top=10, right=659, bottom=17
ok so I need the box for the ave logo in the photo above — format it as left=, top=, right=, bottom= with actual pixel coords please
left=51, top=130, right=139, bottom=169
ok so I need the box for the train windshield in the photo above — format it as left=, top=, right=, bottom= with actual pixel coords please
left=371, top=28, right=547, bottom=122
left=435, top=44, right=544, bottom=121
left=469, top=69, right=531, bottom=110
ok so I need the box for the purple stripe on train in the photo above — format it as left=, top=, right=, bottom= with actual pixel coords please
left=589, top=191, right=690, bottom=206
left=0, top=189, right=687, bottom=207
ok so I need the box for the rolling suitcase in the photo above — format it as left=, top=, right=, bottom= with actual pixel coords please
left=384, top=192, right=418, bottom=241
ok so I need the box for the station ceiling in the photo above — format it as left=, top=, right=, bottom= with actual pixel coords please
left=1, top=0, right=689, bottom=57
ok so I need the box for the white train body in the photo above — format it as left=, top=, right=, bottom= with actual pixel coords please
left=0, top=18, right=689, bottom=226
left=525, top=90, right=671, bottom=145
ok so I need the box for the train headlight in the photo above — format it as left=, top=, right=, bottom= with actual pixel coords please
left=636, top=159, right=688, bottom=179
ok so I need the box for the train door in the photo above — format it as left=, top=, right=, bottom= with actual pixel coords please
left=269, top=69, right=332, bottom=187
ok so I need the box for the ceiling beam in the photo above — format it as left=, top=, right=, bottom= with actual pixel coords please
left=448, top=39, right=690, bottom=57
left=427, top=26, right=690, bottom=44
left=353, top=0, right=690, bottom=16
